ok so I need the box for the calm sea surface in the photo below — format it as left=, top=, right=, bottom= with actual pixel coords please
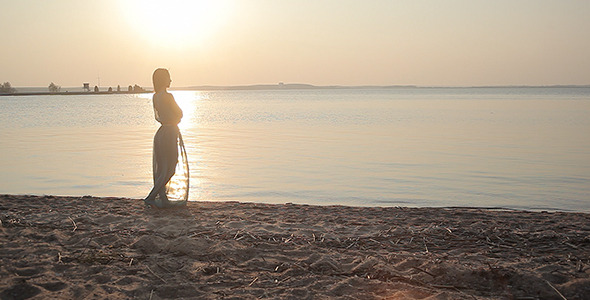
left=1, top=87, right=589, bottom=211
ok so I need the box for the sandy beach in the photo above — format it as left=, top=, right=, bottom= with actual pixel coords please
left=1, top=194, right=589, bottom=299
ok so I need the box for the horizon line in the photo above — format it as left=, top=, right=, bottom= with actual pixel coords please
left=6, top=83, right=590, bottom=91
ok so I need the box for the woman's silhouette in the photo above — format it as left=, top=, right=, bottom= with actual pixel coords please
left=144, top=68, right=189, bottom=208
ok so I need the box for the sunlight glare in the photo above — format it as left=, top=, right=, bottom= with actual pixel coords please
left=171, top=91, right=201, bottom=132
left=119, top=0, right=233, bottom=48
left=169, top=91, right=204, bottom=201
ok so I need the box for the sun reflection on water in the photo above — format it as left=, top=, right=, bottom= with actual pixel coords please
left=170, top=91, right=206, bottom=201
left=171, top=91, right=201, bottom=131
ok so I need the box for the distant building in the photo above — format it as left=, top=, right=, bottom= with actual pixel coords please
left=83, top=83, right=90, bottom=92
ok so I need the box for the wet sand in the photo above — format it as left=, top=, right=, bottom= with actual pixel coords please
left=1, top=194, right=589, bottom=299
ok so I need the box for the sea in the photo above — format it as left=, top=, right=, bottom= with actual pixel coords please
left=1, top=87, right=589, bottom=212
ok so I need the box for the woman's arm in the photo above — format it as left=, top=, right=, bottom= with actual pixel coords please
left=153, top=93, right=182, bottom=124
left=153, top=94, right=162, bottom=123
left=169, top=94, right=183, bottom=121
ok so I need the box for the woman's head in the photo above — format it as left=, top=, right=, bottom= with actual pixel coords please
left=152, top=68, right=171, bottom=93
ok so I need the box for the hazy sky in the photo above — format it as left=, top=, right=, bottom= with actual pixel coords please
left=1, top=0, right=589, bottom=87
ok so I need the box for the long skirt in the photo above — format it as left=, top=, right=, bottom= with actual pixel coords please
left=146, top=125, right=189, bottom=205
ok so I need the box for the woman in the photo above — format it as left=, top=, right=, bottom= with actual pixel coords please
left=144, top=68, right=189, bottom=208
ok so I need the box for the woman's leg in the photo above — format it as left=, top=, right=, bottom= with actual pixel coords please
left=145, top=127, right=179, bottom=207
left=151, top=149, right=168, bottom=202
left=145, top=162, right=176, bottom=207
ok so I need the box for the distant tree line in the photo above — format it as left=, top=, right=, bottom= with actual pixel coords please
left=48, top=82, right=61, bottom=93
left=132, top=84, right=145, bottom=92
left=0, top=82, right=16, bottom=93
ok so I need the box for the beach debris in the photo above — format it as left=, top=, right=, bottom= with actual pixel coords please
left=563, top=241, right=579, bottom=249
left=200, top=265, right=220, bottom=275
left=412, top=266, right=436, bottom=277
left=146, top=265, right=167, bottom=283
left=576, top=260, right=584, bottom=273
left=247, top=277, right=258, bottom=287
left=545, top=279, right=568, bottom=300
left=76, top=249, right=116, bottom=265
left=369, top=238, right=382, bottom=246
left=68, top=217, right=77, bottom=232
left=246, top=232, right=258, bottom=240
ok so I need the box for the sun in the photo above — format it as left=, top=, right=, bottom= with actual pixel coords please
left=119, top=0, right=233, bottom=48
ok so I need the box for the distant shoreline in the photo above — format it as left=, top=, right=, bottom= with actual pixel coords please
left=180, top=83, right=590, bottom=91
left=2, top=84, right=589, bottom=96
left=0, top=90, right=153, bottom=97
left=179, top=84, right=590, bottom=91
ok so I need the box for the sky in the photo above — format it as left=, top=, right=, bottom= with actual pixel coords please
left=1, top=0, right=589, bottom=88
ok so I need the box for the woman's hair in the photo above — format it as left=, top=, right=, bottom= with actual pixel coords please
left=152, top=68, right=170, bottom=93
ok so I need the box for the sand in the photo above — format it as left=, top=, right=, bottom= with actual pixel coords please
left=1, top=194, right=589, bottom=299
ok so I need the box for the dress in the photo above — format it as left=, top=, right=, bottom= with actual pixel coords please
left=145, top=92, right=189, bottom=207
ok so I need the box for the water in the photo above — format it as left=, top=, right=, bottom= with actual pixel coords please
left=1, top=87, right=589, bottom=211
